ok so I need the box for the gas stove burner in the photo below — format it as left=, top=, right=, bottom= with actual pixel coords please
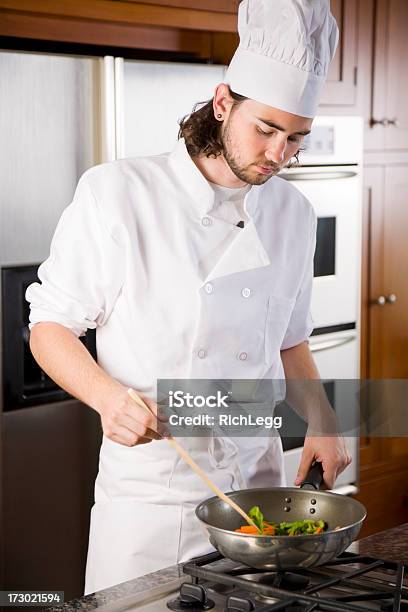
left=178, top=551, right=407, bottom=612
left=167, top=583, right=215, bottom=611
left=256, top=571, right=310, bottom=591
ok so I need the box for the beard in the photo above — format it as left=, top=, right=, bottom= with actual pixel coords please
left=220, top=115, right=282, bottom=186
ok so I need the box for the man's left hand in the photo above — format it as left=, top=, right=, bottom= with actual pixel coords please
left=294, top=432, right=352, bottom=489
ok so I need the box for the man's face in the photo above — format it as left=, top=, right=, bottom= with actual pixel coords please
left=220, top=99, right=313, bottom=186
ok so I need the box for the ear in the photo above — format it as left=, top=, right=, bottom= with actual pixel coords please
left=213, top=83, right=234, bottom=121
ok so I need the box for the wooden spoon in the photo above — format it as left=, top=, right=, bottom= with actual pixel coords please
left=127, top=388, right=261, bottom=533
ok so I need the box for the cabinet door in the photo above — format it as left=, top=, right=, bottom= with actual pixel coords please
left=368, top=165, right=408, bottom=378
left=354, top=467, right=408, bottom=537
left=384, top=0, right=408, bottom=149
left=370, top=0, right=408, bottom=150
left=380, top=165, right=408, bottom=374
left=359, top=165, right=408, bottom=533
left=319, top=0, right=358, bottom=107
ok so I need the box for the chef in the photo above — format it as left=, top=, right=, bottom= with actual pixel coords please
left=26, top=0, right=351, bottom=596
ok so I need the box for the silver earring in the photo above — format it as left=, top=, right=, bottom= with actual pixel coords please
left=217, top=113, right=223, bottom=120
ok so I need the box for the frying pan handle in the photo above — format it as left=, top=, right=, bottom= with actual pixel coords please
left=300, top=462, right=324, bottom=490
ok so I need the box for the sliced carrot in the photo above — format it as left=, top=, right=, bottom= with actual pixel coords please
left=235, top=526, right=259, bottom=534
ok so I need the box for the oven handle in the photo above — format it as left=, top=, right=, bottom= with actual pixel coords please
left=310, top=335, right=355, bottom=353
left=282, top=170, right=357, bottom=181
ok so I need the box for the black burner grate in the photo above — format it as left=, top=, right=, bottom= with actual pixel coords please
left=182, top=551, right=407, bottom=612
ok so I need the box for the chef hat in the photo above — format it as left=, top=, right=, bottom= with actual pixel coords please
left=225, top=0, right=339, bottom=118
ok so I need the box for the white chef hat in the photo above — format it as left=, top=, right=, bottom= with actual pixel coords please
left=225, top=0, right=339, bottom=118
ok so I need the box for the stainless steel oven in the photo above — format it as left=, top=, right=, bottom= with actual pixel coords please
left=1, top=264, right=96, bottom=410
left=280, top=116, right=363, bottom=494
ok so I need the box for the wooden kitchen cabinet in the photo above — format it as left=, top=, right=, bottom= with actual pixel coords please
left=0, top=0, right=235, bottom=31
left=114, top=0, right=240, bottom=12
left=0, top=0, right=362, bottom=87
left=355, top=431, right=408, bottom=540
left=319, top=0, right=359, bottom=109
left=177, top=0, right=362, bottom=79
left=357, top=163, right=408, bottom=537
left=358, top=2, right=408, bottom=528
left=0, top=0, right=236, bottom=57
left=366, top=0, right=408, bottom=151
left=364, top=165, right=408, bottom=378
left=354, top=464, right=408, bottom=538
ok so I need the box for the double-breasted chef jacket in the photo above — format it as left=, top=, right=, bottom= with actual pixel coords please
left=26, top=138, right=317, bottom=594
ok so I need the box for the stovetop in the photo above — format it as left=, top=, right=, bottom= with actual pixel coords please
left=118, top=551, right=407, bottom=612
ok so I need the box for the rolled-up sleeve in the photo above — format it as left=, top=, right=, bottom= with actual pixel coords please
left=26, top=171, right=125, bottom=337
left=281, top=211, right=317, bottom=350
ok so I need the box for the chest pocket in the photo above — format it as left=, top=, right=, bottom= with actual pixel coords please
left=264, top=294, right=295, bottom=364
left=195, top=275, right=296, bottom=378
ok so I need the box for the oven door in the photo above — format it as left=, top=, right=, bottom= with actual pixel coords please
left=281, top=166, right=362, bottom=329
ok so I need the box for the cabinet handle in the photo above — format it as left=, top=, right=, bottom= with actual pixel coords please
left=370, top=118, right=389, bottom=127
left=373, top=295, right=397, bottom=306
left=374, top=295, right=386, bottom=306
left=369, top=117, right=399, bottom=128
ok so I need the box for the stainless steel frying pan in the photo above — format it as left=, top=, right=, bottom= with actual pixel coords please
left=195, top=464, right=366, bottom=570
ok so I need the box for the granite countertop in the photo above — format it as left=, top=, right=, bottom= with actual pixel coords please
left=347, top=522, right=408, bottom=564
left=48, top=523, right=408, bottom=611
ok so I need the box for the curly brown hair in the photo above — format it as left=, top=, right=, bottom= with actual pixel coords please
left=178, top=87, right=302, bottom=164
left=178, top=88, right=247, bottom=159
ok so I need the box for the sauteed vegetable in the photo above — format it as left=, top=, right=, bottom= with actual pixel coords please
left=235, top=506, right=327, bottom=536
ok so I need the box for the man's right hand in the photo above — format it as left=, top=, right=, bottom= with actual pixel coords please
left=29, top=323, right=163, bottom=447
left=97, top=383, right=163, bottom=447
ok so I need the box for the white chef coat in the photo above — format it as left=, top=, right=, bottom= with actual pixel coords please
left=26, top=138, right=316, bottom=594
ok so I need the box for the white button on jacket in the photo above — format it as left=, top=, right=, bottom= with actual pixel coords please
left=26, top=139, right=316, bottom=594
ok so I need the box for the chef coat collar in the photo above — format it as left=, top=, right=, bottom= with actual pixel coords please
left=168, top=138, right=259, bottom=218
left=168, top=139, right=270, bottom=280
